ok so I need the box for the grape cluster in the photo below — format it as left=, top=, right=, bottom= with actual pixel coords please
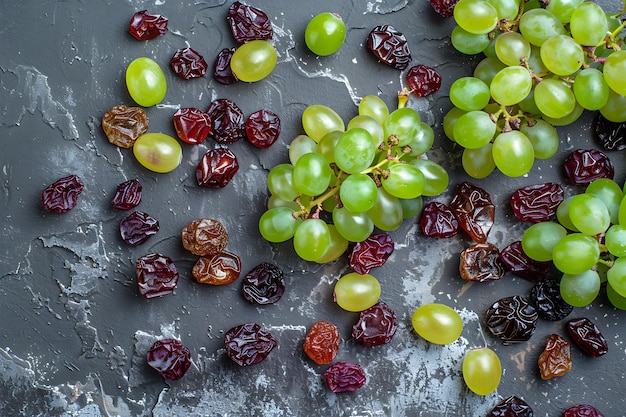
left=446, top=0, right=626, bottom=178
left=258, top=93, right=449, bottom=262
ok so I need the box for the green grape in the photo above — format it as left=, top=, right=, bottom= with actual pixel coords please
left=230, top=40, right=277, bottom=82
left=539, top=34, right=584, bottom=76
left=333, top=207, right=375, bottom=242
left=302, top=104, right=345, bottom=142
left=560, top=269, right=601, bottom=307
left=383, top=107, right=422, bottom=147
left=259, top=207, right=300, bottom=243
left=482, top=36, right=498, bottom=58
left=334, top=272, right=381, bottom=312
left=552, top=233, right=600, bottom=275
left=304, top=12, right=346, bottom=56
left=486, top=0, right=521, bottom=20
left=340, top=173, right=378, bottom=213
left=367, top=188, right=403, bottom=231
left=268, top=195, right=300, bottom=210
left=443, top=107, right=467, bottom=141
left=452, top=110, right=497, bottom=149
left=334, top=128, right=376, bottom=174
left=618, top=194, right=626, bottom=225
left=473, top=57, right=507, bottom=86
left=289, top=135, right=317, bottom=165
left=293, top=152, right=332, bottom=196
left=125, top=57, right=167, bottom=107
left=573, top=68, right=610, bottom=110
left=495, top=32, right=531, bottom=66
left=521, top=221, right=567, bottom=261
left=359, top=95, right=389, bottom=125
left=534, top=78, right=576, bottom=119
left=450, top=77, right=491, bottom=111
left=408, top=158, right=449, bottom=196
left=267, top=164, right=299, bottom=202
left=405, top=122, right=435, bottom=157
left=451, top=26, right=490, bottom=55
left=453, top=0, right=499, bottom=35
left=607, top=282, right=626, bottom=310
left=605, top=225, right=626, bottom=257
left=519, top=8, right=567, bottom=46
left=603, top=50, right=626, bottom=97
left=527, top=45, right=549, bottom=76
left=599, top=88, right=626, bottom=123
left=462, top=348, right=502, bottom=396
left=541, top=102, right=584, bottom=126
left=569, top=2, right=608, bottom=46
left=293, top=218, right=330, bottom=261
left=412, top=303, right=463, bottom=345
left=518, top=89, right=542, bottom=116
left=381, top=163, right=425, bottom=199
left=321, top=194, right=337, bottom=212
left=567, top=193, right=610, bottom=236
left=348, top=114, right=384, bottom=148
left=608, top=257, right=626, bottom=298
left=585, top=178, right=623, bottom=225
left=492, top=130, right=534, bottom=177
left=133, top=133, right=182, bottom=173
left=462, top=144, right=496, bottom=179
left=399, top=196, right=424, bottom=218
left=556, top=196, right=579, bottom=231
left=519, top=119, right=559, bottom=159
left=490, top=66, right=533, bottom=106
left=316, top=130, right=342, bottom=163
left=315, top=224, right=349, bottom=263
left=546, top=0, right=584, bottom=23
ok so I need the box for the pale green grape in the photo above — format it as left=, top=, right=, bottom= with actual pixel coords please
left=133, top=133, right=181, bottom=173
left=603, top=51, right=626, bottom=97
left=546, top=0, right=584, bottom=23
left=567, top=193, right=611, bottom=236
left=302, top=104, right=345, bottom=142
left=333, top=207, right=374, bottom=242
left=293, top=218, right=331, bottom=261
left=599, top=88, right=626, bottom=123
left=556, top=196, right=579, bottom=231
left=334, top=128, right=376, bottom=174
left=608, top=257, right=626, bottom=298
left=618, top=194, right=626, bottom=225
left=540, top=34, right=584, bottom=76
left=405, top=122, right=435, bottom=157
left=267, top=164, right=299, bottom=202
left=368, top=188, right=403, bottom=231
left=412, top=303, right=463, bottom=345
left=541, top=102, right=584, bottom=126
left=304, top=12, right=346, bottom=56
left=408, top=158, right=449, bottom=196
left=607, top=282, right=626, bottom=310
left=473, top=57, right=507, bottom=86
left=289, top=135, right=317, bottom=164
left=573, top=68, right=610, bottom=110
left=585, top=178, right=623, bottom=225
left=381, top=163, right=425, bottom=199
left=560, top=269, right=601, bottom=307
left=527, top=45, right=549, bottom=76
left=495, top=32, right=531, bottom=66
left=450, top=77, right=491, bottom=111
left=552, top=233, right=600, bottom=274
left=316, top=130, right=343, bottom=163
left=454, top=0, right=499, bottom=34
left=359, top=95, right=389, bottom=125
left=230, top=40, right=277, bottom=82
left=534, top=78, right=576, bottom=119
left=462, top=144, right=496, bottom=179
left=519, top=119, right=559, bottom=159
left=383, top=107, right=421, bottom=146
left=315, top=224, right=349, bottom=263
left=519, top=8, right=567, bottom=46
left=348, top=114, right=384, bottom=148
left=490, top=66, right=533, bottom=105
left=492, top=130, right=534, bottom=177
left=293, top=152, right=332, bottom=196
left=340, top=173, right=378, bottom=213
left=462, top=348, right=501, bottom=396
left=452, top=110, right=496, bottom=149
left=521, top=221, right=567, bottom=261
left=399, top=196, right=424, bottom=218
left=487, top=0, right=521, bottom=19
left=268, top=195, right=300, bottom=210
left=259, top=207, right=300, bottom=243
left=569, top=1, right=609, bottom=46
left=334, top=272, right=381, bottom=312
left=605, top=225, right=626, bottom=257
left=443, top=107, right=467, bottom=141
left=518, top=89, right=542, bottom=116
left=451, top=26, right=490, bottom=55
left=125, top=57, right=167, bottom=107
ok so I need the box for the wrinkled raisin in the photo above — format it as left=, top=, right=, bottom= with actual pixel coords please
left=303, top=320, right=340, bottom=365
left=170, top=47, right=208, bottom=80
left=214, top=48, right=238, bottom=85
left=428, top=0, right=460, bottom=17
left=530, top=277, right=573, bottom=321
left=227, top=1, right=273, bottom=43
left=500, top=241, right=551, bottom=282
left=207, top=98, right=246, bottom=143
left=181, top=218, right=228, bottom=256
left=192, top=252, right=241, bottom=285
left=348, top=233, right=394, bottom=274
left=111, top=179, right=142, bottom=210
left=563, top=404, right=605, bottom=417
left=120, top=211, right=159, bottom=247
left=245, top=109, right=281, bottom=148
left=485, top=295, right=538, bottom=345
left=41, top=175, right=84, bottom=213
left=136, top=253, right=179, bottom=298
left=129, top=10, right=168, bottom=41
left=563, top=149, right=614, bottom=186
left=420, top=201, right=459, bottom=238
left=566, top=317, right=608, bottom=357
left=594, top=113, right=626, bottom=151
left=173, top=108, right=211, bottom=145
left=196, top=148, right=239, bottom=188
left=224, top=323, right=277, bottom=366
left=102, top=105, right=149, bottom=148
left=146, top=338, right=191, bottom=380
left=241, top=262, right=285, bottom=305
left=488, top=395, right=534, bottom=417
left=460, top=242, right=504, bottom=282
left=406, top=64, right=442, bottom=97
left=510, top=183, right=564, bottom=223
left=449, top=181, right=495, bottom=243
left=538, top=333, right=572, bottom=380
left=324, top=362, right=367, bottom=393
left=352, top=301, right=398, bottom=347
left=366, top=25, right=411, bottom=70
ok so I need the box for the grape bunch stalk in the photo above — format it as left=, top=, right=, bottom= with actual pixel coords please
left=259, top=92, right=449, bottom=262
left=446, top=0, right=626, bottom=178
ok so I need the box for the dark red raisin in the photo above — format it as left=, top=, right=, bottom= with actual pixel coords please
left=181, top=218, right=228, bottom=256
left=352, top=301, right=398, bottom=347
left=173, top=108, right=212, bottom=145
left=563, top=149, right=614, bottom=186
left=102, top=105, right=149, bottom=148
left=192, top=252, right=241, bottom=285
left=170, top=47, right=208, bottom=80
left=488, top=395, right=534, bottom=417
left=129, top=10, right=168, bottom=41
left=214, top=48, right=239, bottom=85
left=563, top=404, right=605, bottom=417
left=406, top=65, right=442, bottom=97
left=241, top=262, right=285, bottom=305
left=459, top=242, right=505, bottom=282
left=303, top=321, right=340, bottom=365
left=120, top=211, right=159, bottom=247
left=510, top=183, right=564, bottom=222
left=136, top=253, right=179, bottom=298
left=224, top=323, right=277, bottom=366
left=500, top=241, right=551, bottom=282
left=594, top=113, right=626, bottom=151
left=111, top=179, right=142, bottom=210
left=206, top=98, right=246, bottom=144
left=348, top=233, right=394, bottom=275
left=366, top=25, right=412, bottom=70
left=566, top=317, right=608, bottom=357
left=449, top=181, right=495, bottom=243
left=530, top=277, right=573, bottom=321
left=146, top=338, right=191, bottom=380
left=245, top=109, right=281, bottom=148
left=196, top=148, right=239, bottom=188
left=428, top=0, right=460, bottom=17
left=538, top=333, right=572, bottom=380
left=323, top=362, right=367, bottom=393
left=227, top=1, right=273, bottom=43
left=485, top=295, right=538, bottom=345
left=420, top=201, right=459, bottom=238
left=41, top=175, right=84, bottom=213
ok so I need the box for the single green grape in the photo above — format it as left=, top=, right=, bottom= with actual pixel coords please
left=381, top=163, right=425, bottom=199
left=545, top=0, right=584, bottom=23
left=358, top=95, right=389, bottom=125
left=462, top=144, right=496, bottom=179
left=452, top=110, right=496, bottom=149
left=556, top=195, right=579, bottom=231
left=302, top=104, right=345, bottom=142
left=605, top=225, right=626, bottom=257
left=333, top=207, right=375, bottom=242
left=443, top=107, right=467, bottom=142
left=534, top=78, right=576, bottom=119
left=293, top=218, right=330, bottom=261
left=347, top=114, right=384, bottom=148
left=607, top=257, right=626, bottom=298
left=490, top=66, right=533, bottom=106
left=585, top=178, right=622, bottom=225
left=486, top=0, right=521, bottom=20
left=495, top=31, right=531, bottom=66
left=383, top=107, right=421, bottom=147
left=126, top=57, right=167, bottom=107
left=552, top=233, right=600, bottom=275
left=399, top=196, right=424, bottom=218
left=289, top=135, right=317, bottom=165
left=230, top=40, right=277, bottom=82
left=340, top=173, right=378, bottom=213
left=541, top=102, right=584, bottom=126
left=405, top=122, right=435, bottom=157
left=412, top=303, right=463, bottom=345
left=573, top=68, right=610, bottom=110
left=267, top=195, right=300, bottom=210
left=607, top=282, right=626, bottom=310
left=334, top=272, right=381, bottom=312
left=560, top=269, right=601, bottom=307
left=451, top=26, right=490, bottom=55
left=569, top=1, right=608, bottom=46
left=599, top=88, right=626, bottom=123
left=315, top=224, right=349, bottom=263
left=408, top=158, right=449, bottom=196
left=453, top=0, right=499, bottom=35
left=567, top=193, right=611, bottom=236
left=521, top=221, right=567, bottom=261
left=473, top=57, right=507, bottom=86
left=519, top=8, right=567, bottom=46
left=367, top=188, right=403, bottom=231
left=316, top=130, right=343, bottom=163
left=133, top=133, right=182, bottom=173
left=267, top=164, right=299, bottom=202
left=292, top=152, right=332, bottom=196
left=462, top=348, right=502, bottom=396
left=540, top=34, right=584, bottom=76
left=603, top=50, right=626, bottom=97
left=258, top=207, right=300, bottom=243
left=492, top=130, right=534, bottom=177
left=334, top=128, right=376, bottom=174
left=519, top=119, right=559, bottom=159
left=304, top=12, right=346, bottom=56
left=450, top=77, right=491, bottom=111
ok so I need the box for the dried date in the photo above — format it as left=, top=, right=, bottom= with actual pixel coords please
left=170, top=47, right=208, bottom=80
left=227, top=1, right=273, bottom=43
left=485, top=295, right=538, bottom=345
left=196, top=148, right=239, bottom=188
left=224, top=323, right=277, bottom=366
left=245, top=109, right=281, bottom=148
left=459, top=242, right=504, bottom=282
left=566, top=317, right=608, bottom=357
left=510, top=183, right=564, bottom=223
left=102, top=105, right=148, bottom=148
left=111, top=179, right=142, bottom=210
left=449, top=181, right=495, bottom=243
left=488, top=395, right=534, bottom=417
left=146, top=338, right=191, bottom=380
left=181, top=218, right=228, bottom=256
left=500, top=241, right=551, bottom=282
left=530, top=277, right=573, bottom=321
left=324, top=362, right=367, bottom=393
left=136, top=253, right=179, bottom=298
left=406, top=64, right=442, bottom=97
left=538, top=333, right=572, bottom=380
left=594, top=113, right=626, bottom=151
left=241, top=262, right=285, bottom=305
left=366, top=25, right=411, bottom=70
left=173, top=108, right=211, bottom=145
left=303, top=320, right=340, bottom=365
left=192, top=251, right=241, bottom=285
left=129, top=10, right=168, bottom=40
left=206, top=98, right=246, bottom=144
left=563, top=404, right=605, bottom=417
left=120, top=211, right=159, bottom=247
left=348, top=233, right=394, bottom=274
left=563, top=149, right=614, bottom=186
left=352, top=301, right=398, bottom=347
left=41, top=175, right=84, bottom=213
left=420, top=201, right=459, bottom=238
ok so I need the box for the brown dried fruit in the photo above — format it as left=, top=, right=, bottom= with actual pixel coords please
left=192, top=252, right=241, bottom=285
left=181, top=218, right=228, bottom=256
left=459, top=242, right=505, bottom=282
left=538, top=333, right=572, bottom=380
left=102, top=105, right=148, bottom=148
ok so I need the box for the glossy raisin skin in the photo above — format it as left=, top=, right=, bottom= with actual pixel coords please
left=136, top=253, right=179, bottom=298
left=192, top=252, right=241, bottom=285
left=594, top=113, right=626, bottom=151
left=227, top=1, right=273, bottom=43
left=170, top=47, right=208, bottom=80
left=129, top=10, right=168, bottom=40
left=487, top=395, right=534, bottom=417
left=485, top=295, right=538, bottom=345
left=245, top=109, right=281, bottom=148
left=324, top=362, right=367, bottom=393
left=538, top=333, right=572, bottom=380
left=429, top=0, right=460, bottom=17
left=406, top=65, right=442, bottom=97
left=241, top=262, right=285, bottom=305
left=207, top=98, right=246, bottom=143
left=352, top=301, right=398, bottom=347
left=173, top=108, right=211, bottom=145
left=146, top=338, right=191, bottom=380
left=196, top=148, right=239, bottom=188
left=530, top=277, right=573, bottom=321
left=500, top=241, right=551, bottom=282
left=459, top=242, right=504, bottom=282
left=420, top=201, right=459, bottom=238
left=120, top=211, right=159, bottom=247
left=181, top=218, right=228, bottom=256
left=111, top=179, right=142, bottom=210
left=563, top=404, right=605, bottom=417
left=449, top=181, right=495, bottom=243
left=224, top=323, right=277, bottom=366
left=563, top=149, right=614, bottom=185
left=303, top=321, right=340, bottom=365
left=366, top=25, right=411, bottom=70
left=41, top=175, right=84, bottom=213
left=348, top=233, right=394, bottom=274
left=214, top=48, right=238, bottom=85
left=566, top=317, right=608, bottom=357
left=510, top=183, right=564, bottom=223
left=102, top=105, right=149, bottom=148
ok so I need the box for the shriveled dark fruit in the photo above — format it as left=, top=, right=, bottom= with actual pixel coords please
left=206, top=98, right=246, bottom=143
left=173, top=108, right=211, bottom=145
left=129, top=10, right=168, bottom=40
left=323, top=361, right=367, bottom=393
left=566, top=317, right=608, bottom=357
left=196, top=148, right=239, bottom=188
left=170, top=47, right=208, bottom=80
left=303, top=320, right=340, bottom=365
left=406, top=64, right=442, bottom=97
left=449, top=181, right=495, bottom=243
left=366, top=25, right=411, bottom=70
left=227, top=1, right=273, bottom=43
left=245, top=109, right=281, bottom=148
left=594, top=113, right=626, bottom=151
left=428, top=0, right=460, bottom=17
left=563, top=404, right=605, bottom=417
left=120, top=211, right=159, bottom=247
left=136, top=253, right=179, bottom=298
left=102, top=105, right=149, bottom=148
left=530, top=277, right=573, bottom=321
left=111, top=179, right=142, bottom=210
left=348, top=233, right=394, bottom=274
left=146, top=338, right=191, bottom=380
left=510, top=183, right=564, bottom=223
left=487, top=395, right=534, bottom=417
left=224, top=323, right=277, bottom=366
left=538, top=333, right=572, bottom=380
left=485, top=295, right=538, bottom=345
left=352, top=301, right=398, bottom=347
left=181, top=218, right=228, bottom=256
left=563, top=149, right=614, bottom=186
left=41, top=175, right=84, bottom=213
left=420, top=201, right=459, bottom=238
left=241, top=262, right=285, bottom=305
left=192, top=251, right=241, bottom=285
left=459, top=242, right=505, bottom=282
left=500, top=241, right=551, bottom=282
left=214, top=48, right=238, bottom=85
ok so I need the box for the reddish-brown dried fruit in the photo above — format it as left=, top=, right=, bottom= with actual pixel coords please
left=348, top=233, right=394, bottom=274
left=324, top=362, right=367, bottom=393
left=147, top=338, right=191, bottom=380
left=406, top=64, right=442, bottom=97
left=420, top=201, right=459, bottom=238
left=485, top=295, right=538, bottom=345
left=303, top=320, right=340, bottom=365
left=531, top=277, right=573, bottom=321
left=499, top=241, right=551, bottom=282
left=449, top=181, right=495, bottom=243
left=196, top=148, right=239, bottom=188
left=460, top=242, right=505, bottom=282
left=245, top=109, right=281, bottom=148
left=170, top=47, right=208, bottom=80
left=488, top=395, right=534, bottom=417
left=563, top=404, right=605, bottom=417
left=563, top=149, right=614, bottom=185
left=566, top=317, right=608, bottom=357
left=207, top=98, right=246, bottom=143
left=227, top=1, right=273, bottom=43
left=214, top=48, right=239, bottom=85
left=352, top=301, right=398, bottom=347
left=241, top=262, right=285, bottom=305
left=192, top=251, right=241, bottom=285
left=136, top=253, right=179, bottom=298
left=429, top=0, right=460, bottom=17
left=102, top=105, right=149, bottom=148
left=129, top=10, right=168, bottom=40
left=173, top=108, right=212, bottom=145
left=224, top=323, right=277, bottom=366
left=366, top=25, right=411, bottom=70
left=41, top=175, right=84, bottom=213
left=181, top=218, right=228, bottom=256
left=510, top=183, right=564, bottom=222
left=538, top=333, right=572, bottom=380
left=120, top=211, right=159, bottom=247
left=111, top=179, right=142, bottom=210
